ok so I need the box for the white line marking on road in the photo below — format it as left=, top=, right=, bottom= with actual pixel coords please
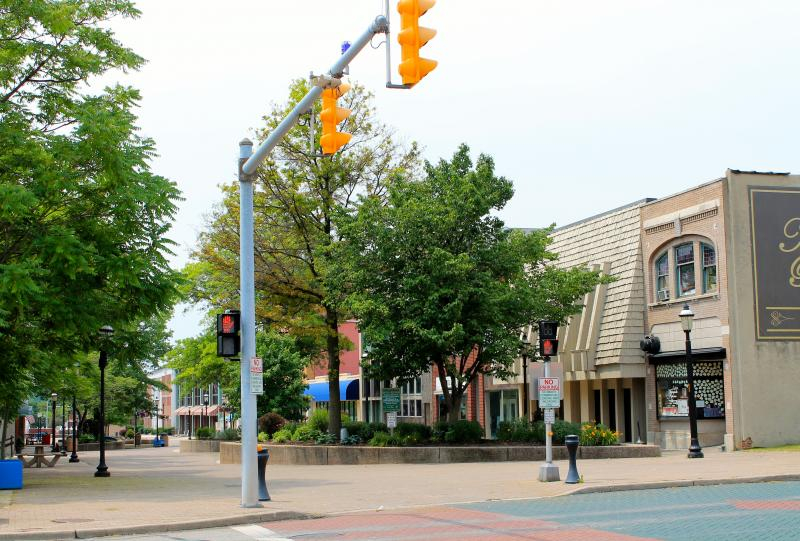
left=231, top=524, right=292, bottom=540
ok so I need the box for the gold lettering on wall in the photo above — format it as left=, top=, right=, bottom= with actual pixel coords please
left=779, top=217, right=800, bottom=253
left=779, top=217, right=800, bottom=288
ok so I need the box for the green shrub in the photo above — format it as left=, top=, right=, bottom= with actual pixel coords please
left=444, top=420, right=483, bottom=444
left=341, top=434, right=362, bottom=445
left=214, top=428, right=240, bottom=441
left=125, top=428, right=134, bottom=439
left=315, top=432, right=336, bottom=445
left=196, top=427, right=214, bottom=440
left=552, top=420, right=581, bottom=444
left=394, top=422, right=432, bottom=443
left=258, top=412, right=287, bottom=436
left=308, top=409, right=329, bottom=432
left=257, top=431, right=268, bottom=442
left=431, top=420, right=450, bottom=442
left=292, top=424, right=320, bottom=442
left=368, top=431, right=403, bottom=447
left=78, top=433, right=95, bottom=444
left=579, top=422, right=619, bottom=446
left=271, top=427, right=293, bottom=443
left=343, top=421, right=387, bottom=441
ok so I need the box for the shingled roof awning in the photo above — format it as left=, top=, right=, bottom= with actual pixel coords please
left=649, top=347, right=726, bottom=363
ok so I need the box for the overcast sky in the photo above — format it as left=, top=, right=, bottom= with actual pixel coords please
left=103, top=0, right=800, bottom=341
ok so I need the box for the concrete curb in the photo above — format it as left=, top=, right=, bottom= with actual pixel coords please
left=0, top=510, right=311, bottom=541
left=568, top=473, right=800, bottom=495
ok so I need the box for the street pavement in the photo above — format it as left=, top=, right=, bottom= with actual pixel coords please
left=78, top=481, right=800, bottom=541
left=2, top=442, right=800, bottom=540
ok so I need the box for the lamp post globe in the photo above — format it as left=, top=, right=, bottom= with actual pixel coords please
left=679, top=304, right=703, bottom=459
left=95, top=325, right=114, bottom=478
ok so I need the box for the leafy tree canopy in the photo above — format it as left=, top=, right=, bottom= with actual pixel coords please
left=0, top=0, right=182, bottom=420
left=337, top=144, right=607, bottom=421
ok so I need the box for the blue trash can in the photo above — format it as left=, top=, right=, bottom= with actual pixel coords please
left=0, top=459, right=23, bottom=490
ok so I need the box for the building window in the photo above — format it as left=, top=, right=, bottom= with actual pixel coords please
left=400, top=377, right=422, bottom=417
left=655, top=253, right=670, bottom=301
left=675, top=243, right=695, bottom=297
left=655, top=362, right=725, bottom=419
left=702, top=243, right=717, bottom=293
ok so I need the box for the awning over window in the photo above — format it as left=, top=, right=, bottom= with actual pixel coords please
left=305, top=378, right=360, bottom=401
left=649, top=347, right=726, bottom=363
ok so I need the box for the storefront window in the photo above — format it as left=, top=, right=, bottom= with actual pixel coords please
left=655, top=361, right=725, bottom=419
left=702, top=243, right=717, bottom=293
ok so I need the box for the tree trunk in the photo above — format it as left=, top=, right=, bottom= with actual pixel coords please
left=325, top=306, right=342, bottom=440
left=445, top=393, right=462, bottom=424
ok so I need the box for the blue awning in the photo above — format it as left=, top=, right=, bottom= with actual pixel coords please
left=305, top=379, right=360, bottom=401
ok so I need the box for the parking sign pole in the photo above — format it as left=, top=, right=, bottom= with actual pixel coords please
left=538, top=355, right=560, bottom=482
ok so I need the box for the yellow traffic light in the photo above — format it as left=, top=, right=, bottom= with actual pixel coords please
left=320, top=83, right=352, bottom=155
left=397, top=0, right=437, bottom=86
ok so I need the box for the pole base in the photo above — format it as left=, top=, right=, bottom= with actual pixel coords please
left=94, top=468, right=110, bottom=478
left=538, top=463, right=561, bottom=482
left=688, top=450, right=704, bottom=459
left=69, top=457, right=79, bottom=463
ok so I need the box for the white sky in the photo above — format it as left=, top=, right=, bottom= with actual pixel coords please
left=103, top=0, right=800, bottom=341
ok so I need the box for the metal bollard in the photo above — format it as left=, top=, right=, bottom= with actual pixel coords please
left=564, top=434, right=580, bottom=484
left=257, top=445, right=271, bottom=501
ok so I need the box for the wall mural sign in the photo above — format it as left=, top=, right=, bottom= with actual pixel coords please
left=750, top=186, right=800, bottom=340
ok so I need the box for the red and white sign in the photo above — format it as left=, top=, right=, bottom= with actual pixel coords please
left=538, top=377, right=560, bottom=408
left=250, top=356, right=263, bottom=374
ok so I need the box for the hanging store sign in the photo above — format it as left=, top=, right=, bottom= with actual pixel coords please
left=750, top=187, right=800, bottom=340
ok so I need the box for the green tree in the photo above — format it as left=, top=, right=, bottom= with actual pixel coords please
left=0, top=0, right=182, bottom=421
left=189, top=79, right=418, bottom=437
left=337, top=145, right=606, bottom=422
left=167, top=327, right=310, bottom=423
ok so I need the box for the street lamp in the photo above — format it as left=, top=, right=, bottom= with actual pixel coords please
left=520, top=334, right=531, bottom=421
left=69, top=393, right=79, bottom=462
left=154, top=397, right=160, bottom=444
left=60, top=398, right=67, bottom=456
left=95, top=324, right=114, bottom=478
left=203, top=391, right=209, bottom=431
left=221, top=395, right=229, bottom=431
left=50, top=392, right=58, bottom=452
left=679, top=304, right=703, bottom=459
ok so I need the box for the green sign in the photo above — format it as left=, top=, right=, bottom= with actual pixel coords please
left=382, top=388, right=401, bottom=412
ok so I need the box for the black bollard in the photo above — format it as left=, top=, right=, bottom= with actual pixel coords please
left=565, top=434, right=580, bottom=484
left=257, top=446, right=271, bottom=501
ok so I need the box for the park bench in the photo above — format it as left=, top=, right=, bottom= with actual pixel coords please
left=16, top=445, right=61, bottom=468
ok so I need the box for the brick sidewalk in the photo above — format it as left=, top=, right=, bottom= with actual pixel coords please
left=1, top=443, right=799, bottom=539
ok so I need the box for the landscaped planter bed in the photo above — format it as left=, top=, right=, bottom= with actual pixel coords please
left=218, top=441, right=660, bottom=465
left=77, top=441, right=126, bottom=452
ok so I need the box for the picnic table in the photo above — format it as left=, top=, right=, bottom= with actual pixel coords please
left=16, top=445, right=61, bottom=468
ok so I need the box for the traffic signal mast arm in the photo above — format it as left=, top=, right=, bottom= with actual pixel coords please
left=242, top=16, right=388, bottom=175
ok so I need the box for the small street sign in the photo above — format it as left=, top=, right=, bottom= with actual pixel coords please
left=250, top=356, right=263, bottom=373
left=249, top=356, right=264, bottom=394
left=386, top=412, right=397, bottom=429
left=538, top=377, right=560, bottom=409
left=382, top=388, right=401, bottom=413
left=544, top=408, right=555, bottom=425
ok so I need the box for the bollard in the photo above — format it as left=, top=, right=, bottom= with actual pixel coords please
left=257, top=445, right=271, bottom=501
left=564, top=434, right=580, bottom=484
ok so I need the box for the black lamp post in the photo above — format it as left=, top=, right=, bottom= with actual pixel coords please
left=50, top=392, right=58, bottom=452
left=69, top=394, right=79, bottom=462
left=679, top=304, right=703, bottom=459
left=520, top=335, right=530, bottom=421
left=154, top=398, right=160, bottom=443
left=221, top=396, right=229, bottom=431
left=60, top=399, right=67, bottom=456
left=203, top=391, right=209, bottom=431
left=95, top=324, right=114, bottom=478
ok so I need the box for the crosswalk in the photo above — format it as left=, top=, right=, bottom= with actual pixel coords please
left=231, top=524, right=293, bottom=541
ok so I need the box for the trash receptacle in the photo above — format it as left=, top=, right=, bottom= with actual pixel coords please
left=257, top=444, right=270, bottom=501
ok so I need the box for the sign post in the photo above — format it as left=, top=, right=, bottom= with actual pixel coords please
left=537, top=321, right=561, bottom=482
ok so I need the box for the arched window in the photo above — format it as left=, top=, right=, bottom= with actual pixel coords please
left=655, top=253, right=669, bottom=301
left=675, top=243, right=695, bottom=297
left=702, top=243, right=717, bottom=293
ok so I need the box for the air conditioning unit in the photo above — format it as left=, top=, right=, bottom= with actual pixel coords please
left=657, top=289, right=670, bottom=302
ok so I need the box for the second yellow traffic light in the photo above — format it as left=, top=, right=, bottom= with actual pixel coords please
left=397, top=0, right=437, bottom=86
left=320, top=83, right=352, bottom=155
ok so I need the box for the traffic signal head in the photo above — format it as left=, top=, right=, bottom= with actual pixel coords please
left=216, top=310, right=241, bottom=357
left=320, top=82, right=352, bottom=155
left=538, top=320, right=559, bottom=357
left=397, top=0, right=437, bottom=86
